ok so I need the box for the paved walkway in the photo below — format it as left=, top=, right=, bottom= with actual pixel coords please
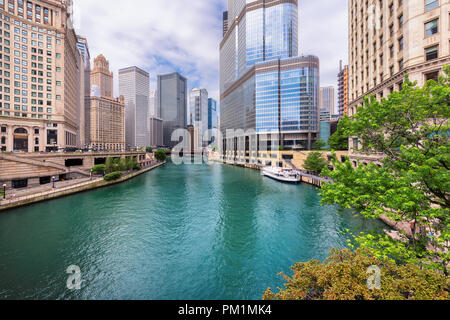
left=0, top=161, right=164, bottom=210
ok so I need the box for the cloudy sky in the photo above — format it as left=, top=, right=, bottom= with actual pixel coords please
left=75, top=0, right=348, bottom=108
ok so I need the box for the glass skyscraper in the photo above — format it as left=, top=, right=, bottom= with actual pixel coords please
left=220, top=0, right=319, bottom=155
left=157, top=73, right=187, bottom=148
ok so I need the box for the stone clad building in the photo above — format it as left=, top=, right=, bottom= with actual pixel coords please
left=348, top=0, right=450, bottom=164
left=85, top=54, right=125, bottom=151
left=0, top=0, right=83, bottom=153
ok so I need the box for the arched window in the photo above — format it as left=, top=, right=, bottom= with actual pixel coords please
left=1, top=137, right=5, bottom=144
left=14, top=128, right=28, bottom=134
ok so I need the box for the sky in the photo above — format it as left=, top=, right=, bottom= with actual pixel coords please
left=75, top=0, right=348, bottom=110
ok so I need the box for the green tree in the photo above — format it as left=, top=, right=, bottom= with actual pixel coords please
left=125, top=157, right=133, bottom=171
left=313, top=139, right=326, bottom=150
left=91, top=164, right=106, bottom=174
left=119, top=158, right=127, bottom=171
left=155, top=149, right=167, bottom=162
left=329, top=117, right=350, bottom=150
left=104, top=171, right=122, bottom=181
left=320, top=67, right=450, bottom=275
left=264, top=249, right=449, bottom=300
left=303, top=151, right=328, bottom=174
left=105, top=157, right=114, bottom=173
left=146, top=147, right=153, bottom=153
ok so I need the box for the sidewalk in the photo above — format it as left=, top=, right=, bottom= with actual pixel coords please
left=0, top=161, right=165, bottom=211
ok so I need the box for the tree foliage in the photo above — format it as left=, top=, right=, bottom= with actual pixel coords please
left=303, top=151, right=328, bottom=174
left=91, top=164, right=106, bottom=174
left=313, top=139, right=326, bottom=150
left=155, top=149, right=167, bottom=162
left=263, top=249, right=449, bottom=300
left=329, top=117, right=350, bottom=150
left=320, top=66, right=450, bottom=274
left=104, top=171, right=122, bottom=182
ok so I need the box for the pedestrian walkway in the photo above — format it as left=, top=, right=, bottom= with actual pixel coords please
left=0, top=161, right=165, bottom=211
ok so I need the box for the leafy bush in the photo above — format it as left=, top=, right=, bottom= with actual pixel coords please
left=146, top=147, right=153, bottom=153
left=103, top=171, right=122, bottom=181
left=155, top=149, right=167, bottom=162
left=91, top=164, right=107, bottom=174
left=303, top=152, right=328, bottom=174
left=264, top=249, right=449, bottom=300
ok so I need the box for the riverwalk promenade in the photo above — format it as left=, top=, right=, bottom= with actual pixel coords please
left=0, top=161, right=166, bottom=212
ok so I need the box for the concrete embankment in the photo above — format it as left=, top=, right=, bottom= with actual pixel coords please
left=0, top=161, right=166, bottom=212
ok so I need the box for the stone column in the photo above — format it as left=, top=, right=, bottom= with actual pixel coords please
left=28, top=126, right=33, bottom=153
left=7, top=126, right=13, bottom=152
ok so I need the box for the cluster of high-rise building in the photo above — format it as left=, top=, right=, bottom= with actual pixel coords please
left=220, top=0, right=320, bottom=158
left=0, top=0, right=219, bottom=154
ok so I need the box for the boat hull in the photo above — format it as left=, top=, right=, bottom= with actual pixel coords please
left=262, top=170, right=301, bottom=184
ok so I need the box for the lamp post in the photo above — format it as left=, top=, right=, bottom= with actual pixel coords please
left=52, top=176, right=56, bottom=189
left=2, top=183, right=6, bottom=200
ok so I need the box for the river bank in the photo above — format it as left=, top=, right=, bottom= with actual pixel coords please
left=0, top=161, right=166, bottom=212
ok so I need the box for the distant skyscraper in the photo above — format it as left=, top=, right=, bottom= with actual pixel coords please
left=337, top=61, right=349, bottom=119
left=85, top=55, right=125, bottom=151
left=157, top=73, right=187, bottom=148
left=208, top=98, right=218, bottom=146
left=208, top=98, right=218, bottom=131
left=149, top=90, right=157, bottom=117
left=220, top=0, right=320, bottom=152
left=189, top=88, right=208, bottom=146
left=76, top=36, right=91, bottom=148
left=119, top=67, right=150, bottom=149
left=223, top=11, right=229, bottom=37
left=319, top=86, right=335, bottom=118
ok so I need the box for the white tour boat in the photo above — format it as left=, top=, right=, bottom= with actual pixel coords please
left=261, top=167, right=301, bottom=184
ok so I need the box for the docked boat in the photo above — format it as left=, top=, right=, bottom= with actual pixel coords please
left=261, top=167, right=301, bottom=184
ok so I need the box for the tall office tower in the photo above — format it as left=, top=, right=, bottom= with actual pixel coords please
left=157, top=72, right=187, bottom=148
left=349, top=0, right=449, bottom=115
left=189, top=88, right=208, bottom=147
left=149, top=89, right=157, bottom=117
left=208, top=98, right=218, bottom=145
left=337, top=60, right=349, bottom=119
left=76, top=36, right=90, bottom=147
left=223, top=11, right=229, bottom=37
left=119, top=66, right=150, bottom=149
left=0, top=0, right=82, bottom=153
left=319, top=86, right=335, bottom=119
left=220, top=0, right=320, bottom=154
left=348, top=0, right=449, bottom=161
left=149, top=89, right=163, bottom=147
left=85, top=55, right=125, bottom=151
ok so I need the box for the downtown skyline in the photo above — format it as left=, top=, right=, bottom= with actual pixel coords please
left=74, top=0, right=348, bottom=106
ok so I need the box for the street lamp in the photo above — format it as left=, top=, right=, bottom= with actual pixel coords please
left=2, top=184, right=6, bottom=200
left=52, top=176, right=56, bottom=189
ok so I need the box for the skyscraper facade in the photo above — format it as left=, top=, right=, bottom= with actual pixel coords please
left=220, top=0, right=320, bottom=154
left=157, top=72, right=187, bottom=148
left=85, top=55, right=125, bottom=151
left=119, top=66, right=150, bottom=149
left=319, top=86, right=335, bottom=118
left=348, top=0, right=450, bottom=115
left=189, top=88, right=208, bottom=146
left=0, top=0, right=82, bottom=153
left=208, top=98, right=218, bottom=131
left=337, top=61, right=348, bottom=119
left=348, top=0, right=449, bottom=163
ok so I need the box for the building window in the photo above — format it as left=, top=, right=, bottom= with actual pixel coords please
left=425, top=0, right=438, bottom=12
left=425, top=71, right=440, bottom=82
left=425, top=45, right=439, bottom=61
left=425, top=19, right=439, bottom=37
left=398, top=37, right=404, bottom=50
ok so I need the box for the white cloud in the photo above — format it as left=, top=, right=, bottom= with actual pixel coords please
left=75, top=0, right=347, bottom=106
